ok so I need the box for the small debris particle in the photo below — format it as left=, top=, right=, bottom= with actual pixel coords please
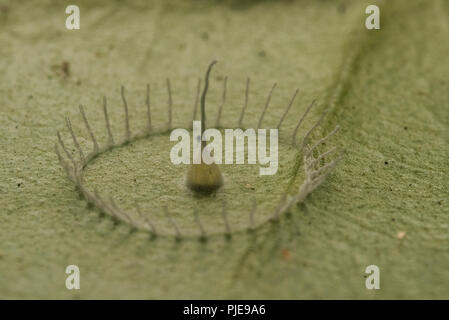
left=404, top=126, right=408, bottom=130
left=384, top=161, right=389, bottom=165
left=281, top=248, right=291, bottom=261
left=51, top=60, right=70, bottom=78
left=397, top=231, right=406, bottom=240
left=17, top=183, right=21, bottom=187
left=245, top=184, right=255, bottom=190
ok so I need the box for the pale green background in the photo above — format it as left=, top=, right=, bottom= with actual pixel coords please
left=0, top=0, right=448, bottom=299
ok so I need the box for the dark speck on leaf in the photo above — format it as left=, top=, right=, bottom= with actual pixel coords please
left=384, top=161, right=389, bottom=165
left=404, top=126, right=408, bottom=130
left=201, top=32, right=209, bottom=41
left=17, top=183, right=21, bottom=187
left=51, top=60, right=70, bottom=78
left=61, top=61, right=70, bottom=77
left=0, top=5, right=9, bottom=17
